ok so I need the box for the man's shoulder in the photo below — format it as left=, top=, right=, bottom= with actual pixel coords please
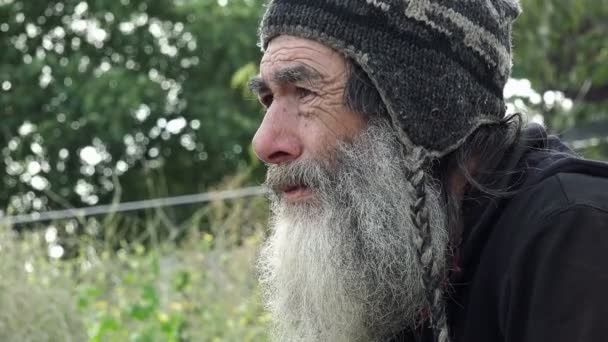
left=511, top=171, right=608, bottom=219
left=553, top=172, right=608, bottom=212
left=493, top=172, right=608, bottom=342
left=458, top=154, right=608, bottom=284
left=501, top=170, right=608, bottom=231
left=486, top=170, right=608, bottom=272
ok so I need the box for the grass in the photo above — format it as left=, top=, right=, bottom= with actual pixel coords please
left=0, top=178, right=270, bottom=342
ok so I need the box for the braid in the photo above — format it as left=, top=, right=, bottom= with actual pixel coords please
left=406, top=147, right=451, bottom=342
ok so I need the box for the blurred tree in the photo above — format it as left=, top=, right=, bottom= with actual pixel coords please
left=512, top=0, right=608, bottom=156
left=0, top=0, right=264, bottom=218
left=0, top=0, right=606, bottom=225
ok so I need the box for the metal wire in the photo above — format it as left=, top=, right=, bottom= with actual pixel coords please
left=1, top=133, right=600, bottom=226
left=0, top=186, right=268, bottom=226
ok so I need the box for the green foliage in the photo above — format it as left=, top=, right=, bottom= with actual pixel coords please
left=0, top=189, right=270, bottom=341
left=0, top=229, right=86, bottom=341
left=74, top=236, right=268, bottom=342
left=0, top=0, right=266, bottom=217
left=512, top=0, right=608, bottom=145
left=513, top=0, right=608, bottom=103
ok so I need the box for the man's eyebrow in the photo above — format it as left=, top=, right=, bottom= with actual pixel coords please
left=247, top=76, right=268, bottom=95
left=273, top=64, right=322, bottom=86
left=247, top=64, right=323, bottom=96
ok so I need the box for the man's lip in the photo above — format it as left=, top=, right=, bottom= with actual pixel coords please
left=282, top=185, right=313, bottom=201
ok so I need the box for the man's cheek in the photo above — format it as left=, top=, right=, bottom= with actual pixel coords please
left=307, top=99, right=345, bottom=124
left=295, top=101, right=326, bottom=122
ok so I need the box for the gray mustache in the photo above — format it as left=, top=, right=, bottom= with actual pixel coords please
left=265, top=160, right=333, bottom=196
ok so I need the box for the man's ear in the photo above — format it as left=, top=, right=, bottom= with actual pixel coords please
left=450, top=155, right=479, bottom=202
left=446, top=155, right=478, bottom=246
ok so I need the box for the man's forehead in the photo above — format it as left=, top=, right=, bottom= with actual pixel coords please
left=262, top=35, right=336, bottom=61
left=260, top=36, right=344, bottom=78
left=248, top=63, right=324, bottom=95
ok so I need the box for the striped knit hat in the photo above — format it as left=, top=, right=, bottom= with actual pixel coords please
left=258, top=0, right=521, bottom=158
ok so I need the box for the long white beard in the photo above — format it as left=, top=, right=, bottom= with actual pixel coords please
left=257, top=118, right=449, bottom=341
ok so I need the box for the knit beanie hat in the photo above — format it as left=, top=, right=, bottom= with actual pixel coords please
left=258, top=0, right=521, bottom=158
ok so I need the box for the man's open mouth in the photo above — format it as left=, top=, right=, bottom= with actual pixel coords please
left=282, top=184, right=313, bottom=201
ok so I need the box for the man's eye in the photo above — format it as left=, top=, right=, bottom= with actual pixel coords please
left=295, top=87, right=315, bottom=99
left=260, top=94, right=273, bottom=108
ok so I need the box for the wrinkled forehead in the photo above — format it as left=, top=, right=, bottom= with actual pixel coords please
left=260, top=35, right=347, bottom=80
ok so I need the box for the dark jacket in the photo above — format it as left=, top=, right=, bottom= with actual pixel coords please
left=447, top=124, right=608, bottom=342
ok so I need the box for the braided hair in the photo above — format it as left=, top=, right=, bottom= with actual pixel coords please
left=346, top=61, right=452, bottom=341
left=406, top=147, right=451, bottom=342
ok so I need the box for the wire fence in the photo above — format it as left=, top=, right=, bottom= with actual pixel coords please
left=0, top=186, right=268, bottom=226
left=0, top=133, right=604, bottom=226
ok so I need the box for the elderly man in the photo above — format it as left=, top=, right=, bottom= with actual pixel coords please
left=248, top=1, right=608, bottom=341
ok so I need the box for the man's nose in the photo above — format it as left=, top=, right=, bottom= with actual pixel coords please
left=252, top=103, right=302, bottom=165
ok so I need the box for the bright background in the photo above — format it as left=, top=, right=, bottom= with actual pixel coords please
left=0, top=0, right=606, bottom=341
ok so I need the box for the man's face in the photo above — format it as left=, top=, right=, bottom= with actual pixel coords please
left=251, top=35, right=366, bottom=202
